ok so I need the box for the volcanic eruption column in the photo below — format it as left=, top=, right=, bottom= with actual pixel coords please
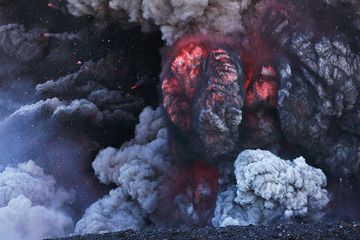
left=0, top=0, right=360, bottom=239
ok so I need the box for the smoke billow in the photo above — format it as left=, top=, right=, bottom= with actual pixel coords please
left=0, top=24, right=48, bottom=62
left=66, top=0, right=253, bottom=44
left=0, top=161, right=74, bottom=240
left=213, top=150, right=328, bottom=227
left=276, top=31, right=360, bottom=178
left=35, top=55, right=145, bottom=129
left=74, top=107, right=173, bottom=234
left=0, top=0, right=162, bottom=238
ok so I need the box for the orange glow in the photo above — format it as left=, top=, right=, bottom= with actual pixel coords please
left=170, top=160, right=219, bottom=207
left=244, top=64, right=278, bottom=109
left=192, top=161, right=219, bottom=204
left=161, top=41, right=209, bottom=132
left=170, top=43, right=206, bottom=99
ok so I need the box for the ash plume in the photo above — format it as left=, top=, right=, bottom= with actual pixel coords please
left=0, top=96, right=116, bottom=217
left=0, top=24, right=48, bottom=62
left=0, top=0, right=360, bottom=239
left=36, top=55, right=145, bottom=130
left=66, top=0, right=253, bottom=44
left=74, top=107, right=173, bottom=234
left=213, top=150, right=329, bottom=227
left=0, top=1, right=161, bottom=238
left=0, top=161, right=74, bottom=240
left=74, top=187, right=147, bottom=234
left=270, top=16, right=360, bottom=178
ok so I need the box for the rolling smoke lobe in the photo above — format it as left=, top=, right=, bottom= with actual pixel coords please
left=0, top=0, right=360, bottom=239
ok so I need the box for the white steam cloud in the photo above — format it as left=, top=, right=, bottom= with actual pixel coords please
left=74, top=106, right=173, bottom=234
left=0, top=161, right=74, bottom=240
left=213, top=149, right=329, bottom=227
left=66, top=0, right=253, bottom=44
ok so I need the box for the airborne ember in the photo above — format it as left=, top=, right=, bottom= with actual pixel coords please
left=0, top=0, right=360, bottom=239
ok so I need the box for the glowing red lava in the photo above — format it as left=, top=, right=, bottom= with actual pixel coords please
left=245, top=65, right=278, bottom=109
left=161, top=41, right=208, bottom=132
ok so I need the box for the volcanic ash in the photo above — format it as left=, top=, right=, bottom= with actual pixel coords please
left=213, top=149, right=329, bottom=227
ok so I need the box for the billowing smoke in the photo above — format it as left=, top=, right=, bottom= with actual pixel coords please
left=0, top=161, right=73, bottom=240
left=66, top=0, right=253, bottom=44
left=0, top=24, right=48, bottom=62
left=0, top=0, right=359, bottom=239
left=35, top=54, right=145, bottom=129
left=74, top=107, right=173, bottom=234
left=0, top=0, right=161, bottom=238
left=213, top=150, right=328, bottom=227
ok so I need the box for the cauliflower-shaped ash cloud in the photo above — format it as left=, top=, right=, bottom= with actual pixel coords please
left=0, top=161, right=74, bottom=240
left=213, top=149, right=329, bottom=227
left=66, top=0, right=253, bottom=44
left=74, top=107, right=173, bottom=234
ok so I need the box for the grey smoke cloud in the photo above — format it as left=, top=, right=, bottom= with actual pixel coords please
left=74, top=187, right=147, bottom=234
left=66, top=0, right=253, bottom=44
left=0, top=0, right=358, bottom=238
left=0, top=3, right=159, bottom=238
left=0, top=161, right=74, bottom=240
left=74, top=108, right=331, bottom=235
left=213, top=150, right=329, bottom=227
left=36, top=55, right=145, bottom=131
left=74, top=107, right=173, bottom=234
left=275, top=31, right=360, bottom=178
left=1, top=97, right=106, bottom=131
left=0, top=24, right=48, bottom=62
left=64, top=0, right=360, bottom=46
